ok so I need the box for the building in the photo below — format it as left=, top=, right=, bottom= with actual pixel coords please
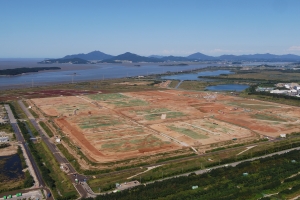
left=0, top=136, right=9, bottom=142
left=270, top=90, right=289, bottom=94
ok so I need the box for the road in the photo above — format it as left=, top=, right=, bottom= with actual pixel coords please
left=17, top=100, right=93, bottom=198
left=97, top=145, right=300, bottom=196
left=3, top=105, right=53, bottom=200
left=4, top=105, right=44, bottom=187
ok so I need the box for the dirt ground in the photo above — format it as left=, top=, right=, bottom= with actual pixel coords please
left=0, top=143, right=18, bottom=156
left=31, top=90, right=300, bottom=162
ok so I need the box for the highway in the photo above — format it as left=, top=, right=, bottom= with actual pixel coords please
left=17, top=100, right=93, bottom=198
left=3, top=104, right=53, bottom=200
left=4, top=105, right=44, bottom=187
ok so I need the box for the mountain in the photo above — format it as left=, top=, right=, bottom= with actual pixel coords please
left=149, top=55, right=164, bottom=58
left=160, top=56, right=194, bottom=62
left=63, top=51, right=113, bottom=60
left=39, top=58, right=89, bottom=64
left=187, top=52, right=216, bottom=60
left=102, top=52, right=162, bottom=63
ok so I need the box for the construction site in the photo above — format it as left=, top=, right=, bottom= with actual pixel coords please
left=30, top=90, right=300, bottom=164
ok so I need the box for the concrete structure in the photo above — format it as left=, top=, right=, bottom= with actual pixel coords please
left=0, top=136, right=9, bottom=142
left=270, top=90, right=289, bottom=94
left=280, top=134, right=286, bottom=138
left=256, top=87, right=274, bottom=92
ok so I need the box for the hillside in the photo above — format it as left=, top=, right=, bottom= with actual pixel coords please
left=63, top=51, right=113, bottom=60
left=102, top=52, right=162, bottom=63
left=187, top=52, right=216, bottom=60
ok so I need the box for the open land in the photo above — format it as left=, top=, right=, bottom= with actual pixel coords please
left=30, top=89, right=300, bottom=165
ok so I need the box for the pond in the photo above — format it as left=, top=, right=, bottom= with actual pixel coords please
left=205, top=84, right=249, bottom=91
left=0, top=154, right=24, bottom=180
left=161, top=70, right=233, bottom=81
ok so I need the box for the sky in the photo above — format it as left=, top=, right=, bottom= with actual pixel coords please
left=1, top=0, right=300, bottom=58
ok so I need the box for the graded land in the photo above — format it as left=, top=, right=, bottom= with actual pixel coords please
left=30, top=89, right=300, bottom=166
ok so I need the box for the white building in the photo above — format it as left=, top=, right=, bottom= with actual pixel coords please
left=0, top=136, right=9, bottom=142
left=270, top=90, right=289, bottom=94
left=294, top=86, right=300, bottom=91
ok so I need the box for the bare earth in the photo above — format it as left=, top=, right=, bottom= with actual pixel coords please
left=31, top=90, right=300, bottom=162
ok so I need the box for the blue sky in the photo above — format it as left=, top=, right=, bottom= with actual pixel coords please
left=1, top=0, right=300, bottom=58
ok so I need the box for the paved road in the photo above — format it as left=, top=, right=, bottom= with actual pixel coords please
left=4, top=105, right=44, bottom=187
left=96, top=145, right=300, bottom=196
left=18, top=100, right=92, bottom=198
left=3, top=105, right=53, bottom=199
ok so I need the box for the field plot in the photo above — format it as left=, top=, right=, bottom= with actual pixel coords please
left=31, top=89, right=300, bottom=163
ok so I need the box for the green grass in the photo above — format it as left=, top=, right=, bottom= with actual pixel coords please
left=36, top=141, right=78, bottom=198
left=135, top=108, right=170, bottom=115
left=110, top=99, right=148, bottom=107
left=88, top=93, right=128, bottom=101
left=39, top=121, right=54, bottom=137
left=0, top=123, right=13, bottom=133
left=101, top=135, right=170, bottom=152
left=168, top=80, right=180, bottom=88
left=79, top=116, right=121, bottom=129
left=227, top=102, right=277, bottom=110
left=88, top=169, right=145, bottom=192
left=251, top=114, right=287, bottom=122
left=168, top=125, right=208, bottom=139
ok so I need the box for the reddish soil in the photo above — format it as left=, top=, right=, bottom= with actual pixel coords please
left=55, top=117, right=104, bottom=157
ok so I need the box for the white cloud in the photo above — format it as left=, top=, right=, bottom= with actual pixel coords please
left=288, top=46, right=300, bottom=51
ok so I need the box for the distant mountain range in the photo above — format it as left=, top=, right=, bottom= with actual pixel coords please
left=102, top=52, right=162, bottom=63
left=63, top=51, right=113, bottom=60
left=39, top=51, right=300, bottom=64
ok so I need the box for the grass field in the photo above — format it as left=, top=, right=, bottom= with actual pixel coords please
left=110, top=99, right=148, bottom=107
left=168, top=80, right=180, bottom=88
left=78, top=116, right=122, bottom=129
left=168, top=125, right=208, bottom=139
left=88, top=93, right=128, bottom=101
left=39, top=121, right=54, bottom=137
left=227, top=101, right=278, bottom=110
left=251, top=113, right=287, bottom=122
left=101, top=135, right=170, bottom=152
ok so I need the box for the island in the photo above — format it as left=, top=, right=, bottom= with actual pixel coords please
left=38, top=58, right=89, bottom=64
left=0, top=67, right=61, bottom=76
